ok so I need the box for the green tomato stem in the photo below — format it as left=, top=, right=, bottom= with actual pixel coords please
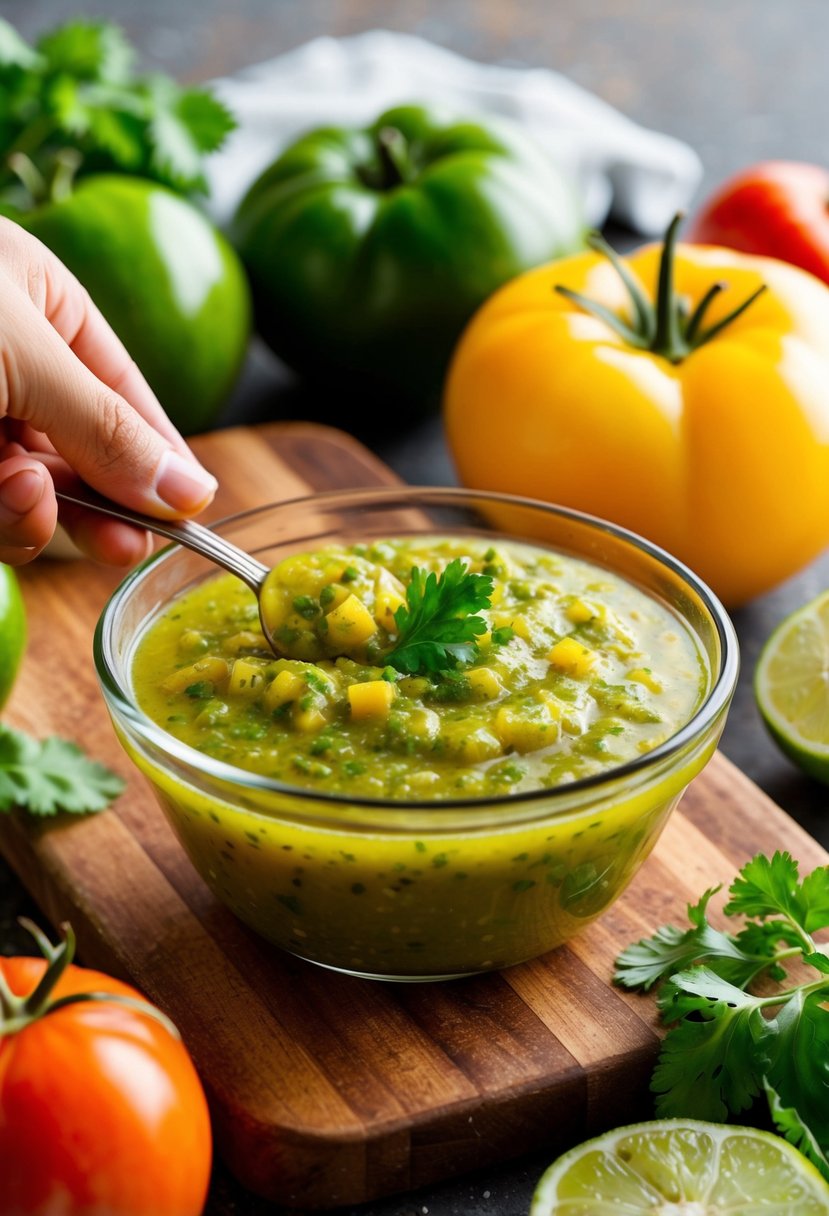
left=554, top=212, right=767, bottom=363
left=685, top=281, right=726, bottom=344
left=375, top=126, right=411, bottom=189
left=651, top=213, right=686, bottom=360
left=0, top=919, right=180, bottom=1041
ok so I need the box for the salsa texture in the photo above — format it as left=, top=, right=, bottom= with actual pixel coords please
left=127, top=536, right=713, bottom=978
left=133, top=537, right=705, bottom=800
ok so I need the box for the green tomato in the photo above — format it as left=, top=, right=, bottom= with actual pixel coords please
left=0, top=565, right=26, bottom=711
left=22, top=176, right=251, bottom=435
left=232, top=104, right=585, bottom=417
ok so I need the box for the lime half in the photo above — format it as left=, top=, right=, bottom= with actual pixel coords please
left=530, top=1119, right=829, bottom=1214
left=755, top=591, right=829, bottom=783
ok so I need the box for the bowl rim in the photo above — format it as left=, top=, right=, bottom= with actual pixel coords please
left=94, top=485, right=739, bottom=813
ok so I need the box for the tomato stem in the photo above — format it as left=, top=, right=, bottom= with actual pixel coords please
left=356, top=127, right=411, bottom=190
left=651, top=213, right=685, bottom=359
left=21, top=922, right=75, bottom=1017
left=685, top=281, right=726, bottom=344
left=554, top=213, right=767, bottom=362
left=587, top=231, right=655, bottom=341
left=0, top=919, right=180, bottom=1040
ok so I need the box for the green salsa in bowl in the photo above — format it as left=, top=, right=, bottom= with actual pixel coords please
left=94, top=488, right=738, bottom=981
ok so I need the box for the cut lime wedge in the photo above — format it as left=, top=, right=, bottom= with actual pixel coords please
left=530, top=1119, right=829, bottom=1214
left=755, top=590, right=829, bottom=784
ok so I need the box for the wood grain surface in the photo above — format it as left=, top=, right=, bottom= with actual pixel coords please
left=2, top=422, right=825, bottom=1210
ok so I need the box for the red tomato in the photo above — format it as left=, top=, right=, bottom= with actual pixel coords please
left=0, top=934, right=211, bottom=1216
left=688, top=161, right=829, bottom=283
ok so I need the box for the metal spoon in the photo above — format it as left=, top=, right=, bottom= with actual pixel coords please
left=55, top=486, right=280, bottom=654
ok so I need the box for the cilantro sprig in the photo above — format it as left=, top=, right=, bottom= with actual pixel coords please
left=0, top=18, right=234, bottom=200
left=615, top=851, right=829, bottom=1179
left=0, top=723, right=124, bottom=816
left=384, top=558, right=493, bottom=675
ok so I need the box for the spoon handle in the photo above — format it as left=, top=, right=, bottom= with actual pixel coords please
left=55, top=487, right=269, bottom=592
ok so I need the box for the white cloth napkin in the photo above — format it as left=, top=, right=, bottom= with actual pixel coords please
left=206, top=30, right=702, bottom=235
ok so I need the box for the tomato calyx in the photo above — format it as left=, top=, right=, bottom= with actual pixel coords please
left=357, top=126, right=414, bottom=192
left=0, top=919, right=179, bottom=1039
left=555, top=213, right=768, bottom=363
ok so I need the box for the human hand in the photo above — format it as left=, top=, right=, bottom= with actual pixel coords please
left=0, top=217, right=218, bottom=566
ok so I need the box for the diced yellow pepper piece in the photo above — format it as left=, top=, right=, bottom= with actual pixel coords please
left=222, top=630, right=265, bottom=654
left=320, top=583, right=350, bottom=612
left=446, top=724, right=502, bottom=763
left=535, top=689, right=564, bottom=720
left=263, top=669, right=304, bottom=710
left=627, top=667, right=663, bottom=694
left=228, top=658, right=267, bottom=696
left=466, top=667, right=504, bottom=700
left=161, top=656, right=229, bottom=694
left=348, top=679, right=395, bottom=720
left=565, top=598, right=600, bottom=625
left=374, top=568, right=407, bottom=631
left=548, top=636, right=598, bottom=678
left=293, top=704, right=328, bottom=733
left=510, top=616, right=532, bottom=642
left=326, top=594, right=377, bottom=647
left=494, top=707, right=559, bottom=754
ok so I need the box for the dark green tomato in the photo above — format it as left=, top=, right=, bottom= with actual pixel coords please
left=232, top=105, right=584, bottom=417
left=22, top=176, right=251, bottom=434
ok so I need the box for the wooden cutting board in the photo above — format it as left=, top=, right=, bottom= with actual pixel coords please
left=2, top=422, right=825, bottom=1210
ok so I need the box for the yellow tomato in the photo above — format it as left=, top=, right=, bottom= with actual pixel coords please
left=444, top=220, right=829, bottom=606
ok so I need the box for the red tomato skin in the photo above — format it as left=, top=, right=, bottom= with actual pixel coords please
left=0, top=958, right=211, bottom=1216
left=687, top=161, right=829, bottom=283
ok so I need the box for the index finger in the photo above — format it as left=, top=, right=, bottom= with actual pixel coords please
left=0, top=218, right=193, bottom=457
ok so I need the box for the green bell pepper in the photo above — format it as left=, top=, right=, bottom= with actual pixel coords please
left=232, top=104, right=584, bottom=417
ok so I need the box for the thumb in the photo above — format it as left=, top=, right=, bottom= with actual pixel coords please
left=2, top=287, right=217, bottom=517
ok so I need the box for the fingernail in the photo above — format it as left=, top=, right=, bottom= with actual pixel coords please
left=155, top=451, right=218, bottom=512
left=0, top=469, right=45, bottom=524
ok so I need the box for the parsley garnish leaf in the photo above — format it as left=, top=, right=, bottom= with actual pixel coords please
left=724, top=849, right=829, bottom=932
left=654, top=968, right=770, bottom=1120
left=0, top=724, right=124, bottom=816
left=616, top=850, right=829, bottom=1180
left=765, top=989, right=829, bottom=1142
left=614, top=886, right=783, bottom=991
left=384, top=559, right=493, bottom=675
left=766, top=1080, right=829, bottom=1178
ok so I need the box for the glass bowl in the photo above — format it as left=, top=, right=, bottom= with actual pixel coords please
left=94, top=488, right=738, bottom=982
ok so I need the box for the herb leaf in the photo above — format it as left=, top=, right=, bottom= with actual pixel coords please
left=0, top=724, right=124, bottom=816
left=653, top=968, right=770, bottom=1120
left=724, top=850, right=829, bottom=932
left=765, top=989, right=829, bottom=1152
left=616, top=850, right=829, bottom=1181
left=766, top=1080, right=829, bottom=1178
left=0, top=17, right=235, bottom=196
left=384, top=559, right=492, bottom=675
left=614, top=886, right=785, bottom=992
